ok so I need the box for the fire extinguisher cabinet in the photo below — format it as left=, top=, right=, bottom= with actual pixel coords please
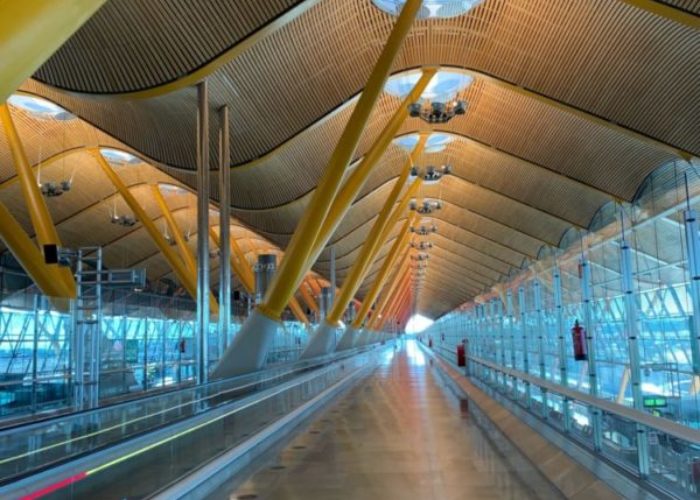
left=456, top=344, right=466, bottom=367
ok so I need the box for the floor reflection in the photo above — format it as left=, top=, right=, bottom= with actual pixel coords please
left=217, top=341, right=555, bottom=499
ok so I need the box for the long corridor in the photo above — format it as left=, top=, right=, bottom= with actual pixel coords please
left=217, top=341, right=558, bottom=499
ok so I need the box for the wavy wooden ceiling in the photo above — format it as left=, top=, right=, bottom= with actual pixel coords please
left=6, top=0, right=700, bottom=319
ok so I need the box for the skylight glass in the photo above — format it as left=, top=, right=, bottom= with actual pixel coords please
left=384, top=68, right=473, bottom=101
left=100, top=149, right=141, bottom=166
left=394, top=132, right=454, bottom=153
left=159, top=183, right=189, bottom=195
left=373, top=0, right=483, bottom=19
left=7, top=95, right=74, bottom=121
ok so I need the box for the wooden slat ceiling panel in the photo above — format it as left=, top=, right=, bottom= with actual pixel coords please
left=34, top=0, right=299, bottom=93
left=26, top=0, right=698, bottom=171
left=660, top=0, right=700, bottom=14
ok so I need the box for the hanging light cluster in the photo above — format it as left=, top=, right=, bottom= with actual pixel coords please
left=410, top=223, right=438, bottom=235
left=111, top=214, right=137, bottom=227
left=409, top=164, right=451, bottom=184
left=410, top=240, right=433, bottom=250
left=408, top=99, right=467, bottom=124
left=409, top=198, right=443, bottom=215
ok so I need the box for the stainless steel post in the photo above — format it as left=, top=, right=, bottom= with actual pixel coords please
left=329, top=246, right=336, bottom=308
left=620, top=235, right=649, bottom=477
left=218, top=105, right=231, bottom=355
left=580, top=256, right=602, bottom=451
left=255, top=254, right=277, bottom=305
left=518, top=286, right=531, bottom=407
left=553, top=266, right=571, bottom=432
left=533, top=279, right=548, bottom=418
left=196, top=80, right=210, bottom=385
left=684, top=209, right=700, bottom=374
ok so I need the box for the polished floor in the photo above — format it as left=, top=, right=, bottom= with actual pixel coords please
left=215, top=340, right=557, bottom=499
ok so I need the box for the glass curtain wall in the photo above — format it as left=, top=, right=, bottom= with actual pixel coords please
left=0, top=287, right=310, bottom=419
left=425, top=159, right=700, bottom=428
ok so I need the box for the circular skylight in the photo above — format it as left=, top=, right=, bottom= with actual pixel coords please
left=7, top=95, right=74, bottom=121
left=394, top=132, right=454, bottom=153
left=100, top=148, right=141, bottom=166
left=373, top=0, right=483, bottom=19
left=159, top=183, right=189, bottom=195
left=384, top=68, right=473, bottom=101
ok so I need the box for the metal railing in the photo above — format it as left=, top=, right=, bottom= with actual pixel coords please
left=458, top=351, right=700, bottom=499
left=0, top=345, right=370, bottom=485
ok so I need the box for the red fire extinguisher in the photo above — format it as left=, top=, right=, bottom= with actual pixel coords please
left=571, top=319, right=588, bottom=361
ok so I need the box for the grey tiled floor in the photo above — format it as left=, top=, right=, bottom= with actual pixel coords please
left=219, top=341, right=547, bottom=499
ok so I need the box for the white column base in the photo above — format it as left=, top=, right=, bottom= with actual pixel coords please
left=211, top=309, right=279, bottom=379
left=336, top=326, right=359, bottom=351
left=357, top=329, right=372, bottom=346
left=300, top=321, right=338, bottom=359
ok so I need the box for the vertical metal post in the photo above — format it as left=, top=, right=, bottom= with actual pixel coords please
left=518, top=286, right=531, bottom=407
left=32, top=294, right=39, bottom=412
left=506, top=289, right=516, bottom=395
left=553, top=266, right=571, bottom=432
left=218, top=105, right=232, bottom=356
left=196, top=80, right=210, bottom=385
left=255, top=254, right=277, bottom=305
left=580, top=256, right=602, bottom=451
left=620, top=233, right=649, bottom=477
left=329, top=245, right=336, bottom=308
left=684, top=209, right=700, bottom=374
left=533, top=279, right=548, bottom=418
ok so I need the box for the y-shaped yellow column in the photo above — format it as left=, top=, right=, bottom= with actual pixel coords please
left=212, top=0, right=423, bottom=378
left=0, top=104, right=76, bottom=296
left=304, top=139, right=426, bottom=357
left=0, top=0, right=106, bottom=102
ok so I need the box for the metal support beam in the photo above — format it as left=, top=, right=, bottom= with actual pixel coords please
left=0, top=104, right=75, bottom=296
left=0, top=0, right=106, bottom=102
left=151, top=186, right=196, bottom=273
left=684, top=209, right=700, bottom=374
left=553, top=265, right=572, bottom=432
left=620, top=234, right=649, bottom=477
left=580, top=255, right=603, bottom=451
left=196, top=81, right=210, bottom=385
left=329, top=245, right=336, bottom=308
left=218, top=105, right=232, bottom=352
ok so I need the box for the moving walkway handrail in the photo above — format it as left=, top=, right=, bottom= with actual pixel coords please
left=0, top=345, right=370, bottom=484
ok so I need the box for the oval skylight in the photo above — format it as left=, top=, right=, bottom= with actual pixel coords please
left=8, top=94, right=74, bottom=121
left=384, top=68, right=473, bottom=101
left=373, top=0, right=483, bottom=19
left=394, top=132, right=454, bottom=153
left=100, top=148, right=141, bottom=166
left=159, top=183, right=189, bottom=195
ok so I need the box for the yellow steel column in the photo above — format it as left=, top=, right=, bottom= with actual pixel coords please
left=326, top=139, right=426, bottom=324
left=292, top=70, right=436, bottom=296
left=152, top=185, right=196, bottom=274
left=152, top=185, right=219, bottom=311
left=354, top=218, right=413, bottom=328
left=0, top=201, right=73, bottom=301
left=93, top=149, right=218, bottom=314
left=0, top=104, right=76, bottom=296
left=0, top=0, right=106, bottom=102
left=258, top=0, right=423, bottom=320
left=364, top=247, right=412, bottom=330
